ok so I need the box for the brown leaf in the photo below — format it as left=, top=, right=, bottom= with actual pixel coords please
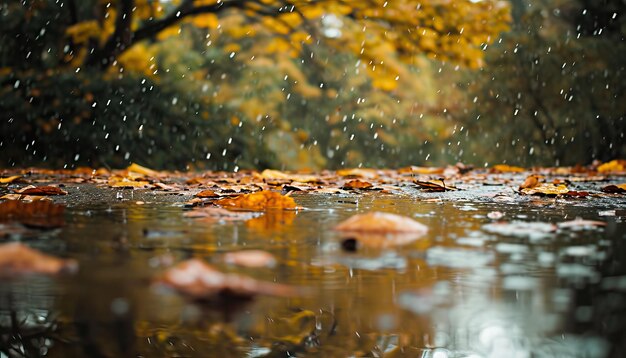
left=601, top=183, right=626, bottom=194
left=557, top=219, right=606, bottom=229
left=0, top=200, right=65, bottom=228
left=334, top=214, right=428, bottom=250
left=414, top=179, right=457, bottom=192
left=195, top=189, right=220, bottom=198
left=183, top=207, right=261, bottom=221
left=215, top=191, right=296, bottom=211
left=491, top=164, right=525, bottom=173
left=155, top=259, right=297, bottom=300
left=341, top=179, right=374, bottom=190
left=16, top=185, right=67, bottom=195
left=0, top=243, right=77, bottom=275
left=519, top=175, right=540, bottom=190
left=223, top=250, right=276, bottom=268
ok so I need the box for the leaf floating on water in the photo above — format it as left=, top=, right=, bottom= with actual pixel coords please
left=215, top=191, right=296, bottom=211
left=0, top=200, right=65, bottom=228
left=0, top=243, right=77, bottom=276
left=520, top=183, right=569, bottom=196
left=223, top=250, right=276, bottom=268
left=16, top=185, right=68, bottom=196
left=155, top=259, right=297, bottom=300
left=601, top=183, right=626, bottom=194
left=334, top=212, right=428, bottom=234
left=557, top=219, right=606, bottom=229
left=414, top=179, right=457, bottom=192
left=183, top=207, right=261, bottom=221
left=0, top=175, right=21, bottom=184
left=334, top=212, right=428, bottom=248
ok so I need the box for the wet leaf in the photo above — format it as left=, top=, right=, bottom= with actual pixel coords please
left=0, top=243, right=77, bottom=276
left=492, top=164, right=525, bottom=173
left=520, top=183, right=569, bottom=196
left=519, top=174, right=540, bottom=190
left=108, top=176, right=151, bottom=188
left=223, top=250, right=276, bottom=268
left=127, top=163, right=160, bottom=177
left=414, top=179, right=457, bottom=192
left=16, top=185, right=68, bottom=196
left=398, top=166, right=444, bottom=175
left=557, top=219, right=606, bottom=229
left=601, top=183, right=626, bottom=194
left=597, top=159, right=626, bottom=173
left=215, top=191, right=296, bottom=211
left=183, top=207, right=261, bottom=221
left=0, top=175, right=21, bottom=184
left=341, top=179, right=374, bottom=190
left=155, top=259, right=297, bottom=300
left=0, top=200, right=65, bottom=228
left=195, top=189, right=220, bottom=198
left=336, top=168, right=378, bottom=179
left=334, top=212, right=428, bottom=234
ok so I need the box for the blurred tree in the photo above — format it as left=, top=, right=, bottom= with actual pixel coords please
left=0, top=0, right=511, bottom=169
left=457, top=0, right=626, bottom=166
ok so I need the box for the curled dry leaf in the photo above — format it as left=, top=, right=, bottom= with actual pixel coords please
left=334, top=212, right=428, bottom=248
left=0, top=200, right=65, bottom=228
left=520, top=183, right=569, bottom=196
left=601, top=183, right=626, bottom=194
left=342, top=179, right=374, bottom=190
left=215, top=191, right=296, bottom=211
left=223, top=250, right=276, bottom=268
left=16, top=185, right=67, bottom=195
left=414, top=179, right=457, bottom=192
left=0, top=243, right=77, bottom=276
left=155, top=259, right=297, bottom=300
left=519, top=175, right=540, bottom=190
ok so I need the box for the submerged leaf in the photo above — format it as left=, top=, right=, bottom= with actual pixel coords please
left=0, top=243, right=77, bottom=276
left=155, top=259, right=297, bottom=300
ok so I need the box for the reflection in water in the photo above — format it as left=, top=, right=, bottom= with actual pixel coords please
left=0, top=187, right=624, bottom=356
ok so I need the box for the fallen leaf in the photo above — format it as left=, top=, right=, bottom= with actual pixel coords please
left=398, top=166, right=444, bottom=175
left=0, top=175, right=21, bottom=184
left=223, top=250, right=276, bottom=268
left=557, top=219, right=606, bottom=229
left=215, top=191, right=296, bottom=211
left=0, top=243, right=77, bottom=275
left=127, top=163, right=160, bottom=177
left=195, top=189, right=220, bottom=198
left=414, top=179, right=457, bottom=192
left=0, top=200, right=65, bottom=228
left=259, top=169, right=319, bottom=183
left=336, top=168, right=378, bottom=179
left=597, top=159, right=626, bottom=173
left=520, top=183, right=569, bottom=196
left=492, top=164, right=525, bottom=173
left=519, top=175, right=540, bottom=190
left=341, top=179, right=374, bottom=190
left=183, top=207, right=262, bottom=221
left=16, top=185, right=67, bottom=196
left=335, top=212, right=427, bottom=233
left=601, top=183, right=626, bottom=194
left=108, top=176, right=151, bottom=188
left=0, top=194, right=51, bottom=202
left=155, top=259, right=297, bottom=300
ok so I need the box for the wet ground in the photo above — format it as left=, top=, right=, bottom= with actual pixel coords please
left=1, top=174, right=626, bottom=357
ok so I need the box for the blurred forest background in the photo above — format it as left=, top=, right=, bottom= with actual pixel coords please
left=1, top=0, right=624, bottom=170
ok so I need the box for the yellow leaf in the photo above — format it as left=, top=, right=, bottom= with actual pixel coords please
left=598, top=160, right=626, bottom=173
left=215, top=191, right=296, bottom=211
left=520, top=184, right=569, bottom=196
left=0, top=176, right=21, bottom=184
left=127, top=163, right=159, bottom=177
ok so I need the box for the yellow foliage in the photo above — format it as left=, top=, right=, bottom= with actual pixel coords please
left=597, top=160, right=626, bottom=173
left=215, top=191, right=297, bottom=211
left=191, top=13, right=219, bottom=29
left=65, top=21, right=100, bottom=44
left=116, top=43, right=157, bottom=77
